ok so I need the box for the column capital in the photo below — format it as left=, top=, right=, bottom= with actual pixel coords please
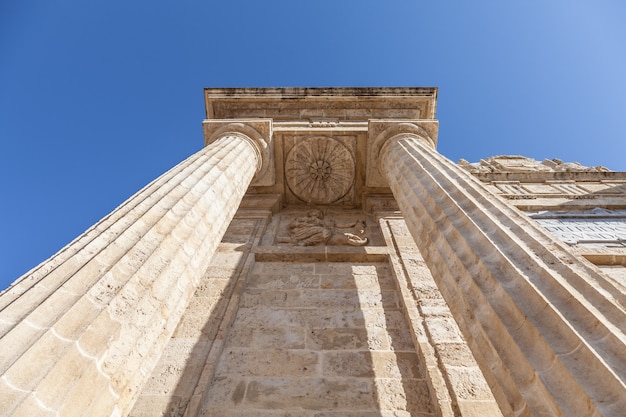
left=203, top=119, right=275, bottom=186
left=366, top=120, right=439, bottom=187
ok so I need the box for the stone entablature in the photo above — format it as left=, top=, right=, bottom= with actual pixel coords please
left=486, top=179, right=626, bottom=198
left=460, top=156, right=626, bottom=212
left=459, top=155, right=611, bottom=174
left=203, top=88, right=440, bottom=208
left=204, top=87, right=438, bottom=121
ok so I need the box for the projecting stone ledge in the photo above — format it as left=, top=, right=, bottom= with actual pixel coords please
left=459, top=155, right=612, bottom=173
left=204, top=87, right=438, bottom=121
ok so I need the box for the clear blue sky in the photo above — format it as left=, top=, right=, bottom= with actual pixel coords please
left=1, top=0, right=625, bottom=288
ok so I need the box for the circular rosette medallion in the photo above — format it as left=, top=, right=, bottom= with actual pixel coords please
left=285, top=137, right=355, bottom=204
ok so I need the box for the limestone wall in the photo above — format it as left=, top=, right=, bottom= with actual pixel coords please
left=130, top=217, right=265, bottom=416
left=129, top=210, right=499, bottom=417
left=199, top=260, right=433, bottom=416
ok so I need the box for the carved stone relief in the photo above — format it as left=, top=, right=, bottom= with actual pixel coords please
left=284, top=136, right=355, bottom=204
left=276, top=209, right=368, bottom=246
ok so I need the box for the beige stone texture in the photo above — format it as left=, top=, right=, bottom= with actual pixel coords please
left=3, top=87, right=625, bottom=417
left=379, top=216, right=502, bottom=417
left=196, top=259, right=437, bottom=416
left=0, top=133, right=261, bottom=417
left=204, top=87, right=437, bottom=121
left=382, top=134, right=626, bottom=416
left=598, top=265, right=626, bottom=295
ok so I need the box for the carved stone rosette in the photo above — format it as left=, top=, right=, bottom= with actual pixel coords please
left=285, top=136, right=355, bottom=204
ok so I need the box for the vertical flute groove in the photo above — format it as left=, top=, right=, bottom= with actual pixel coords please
left=0, top=134, right=259, bottom=417
left=383, top=135, right=626, bottom=417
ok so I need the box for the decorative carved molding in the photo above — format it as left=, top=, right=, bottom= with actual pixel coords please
left=503, top=194, right=537, bottom=200
left=459, top=156, right=611, bottom=174
left=204, top=87, right=438, bottom=121
left=285, top=136, right=355, bottom=204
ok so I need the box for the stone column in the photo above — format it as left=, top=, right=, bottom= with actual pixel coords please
left=0, top=132, right=262, bottom=417
left=379, top=132, right=626, bottom=417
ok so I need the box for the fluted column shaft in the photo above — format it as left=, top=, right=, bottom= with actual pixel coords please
left=382, top=134, right=626, bottom=417
left=0, top=134, right=259, bottom=417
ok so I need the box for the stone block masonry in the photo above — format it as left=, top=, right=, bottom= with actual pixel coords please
left=3, top=87, right=624, bottom=417
left=129, top=217, right=264, bottom=416
left=198, top=261, right=436, bottom=416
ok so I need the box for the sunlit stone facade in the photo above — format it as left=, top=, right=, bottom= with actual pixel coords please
left=1, top=88, right=624, bottom=417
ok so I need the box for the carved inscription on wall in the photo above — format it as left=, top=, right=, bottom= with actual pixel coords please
left=530, top=209, right=626, bottom=246
left=285, top=136, right=355, bottom=204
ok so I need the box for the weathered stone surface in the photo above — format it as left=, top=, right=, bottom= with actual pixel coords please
left=380, top=216, right=500, bottom=417
left=4, top=87, right=625, bottom=417
left=459, top=155, right=611, bottom=174
left=0, top=133, right=261, bottom=417
left=285, top=136, right=356, bottom=204
left=322, top=351, right=423, bottom=379
left=382, top=133, right=626, bottom=416
left=129, top=217, right=262, bottom=417
left=195, top=260, right=437, bottom=416
left=204, top=87, right=438, bottom=121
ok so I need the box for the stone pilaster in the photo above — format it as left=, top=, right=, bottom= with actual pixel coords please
left=0, top=133, right=261, bottom=417
left=380, top=133, right=626, bottom=416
